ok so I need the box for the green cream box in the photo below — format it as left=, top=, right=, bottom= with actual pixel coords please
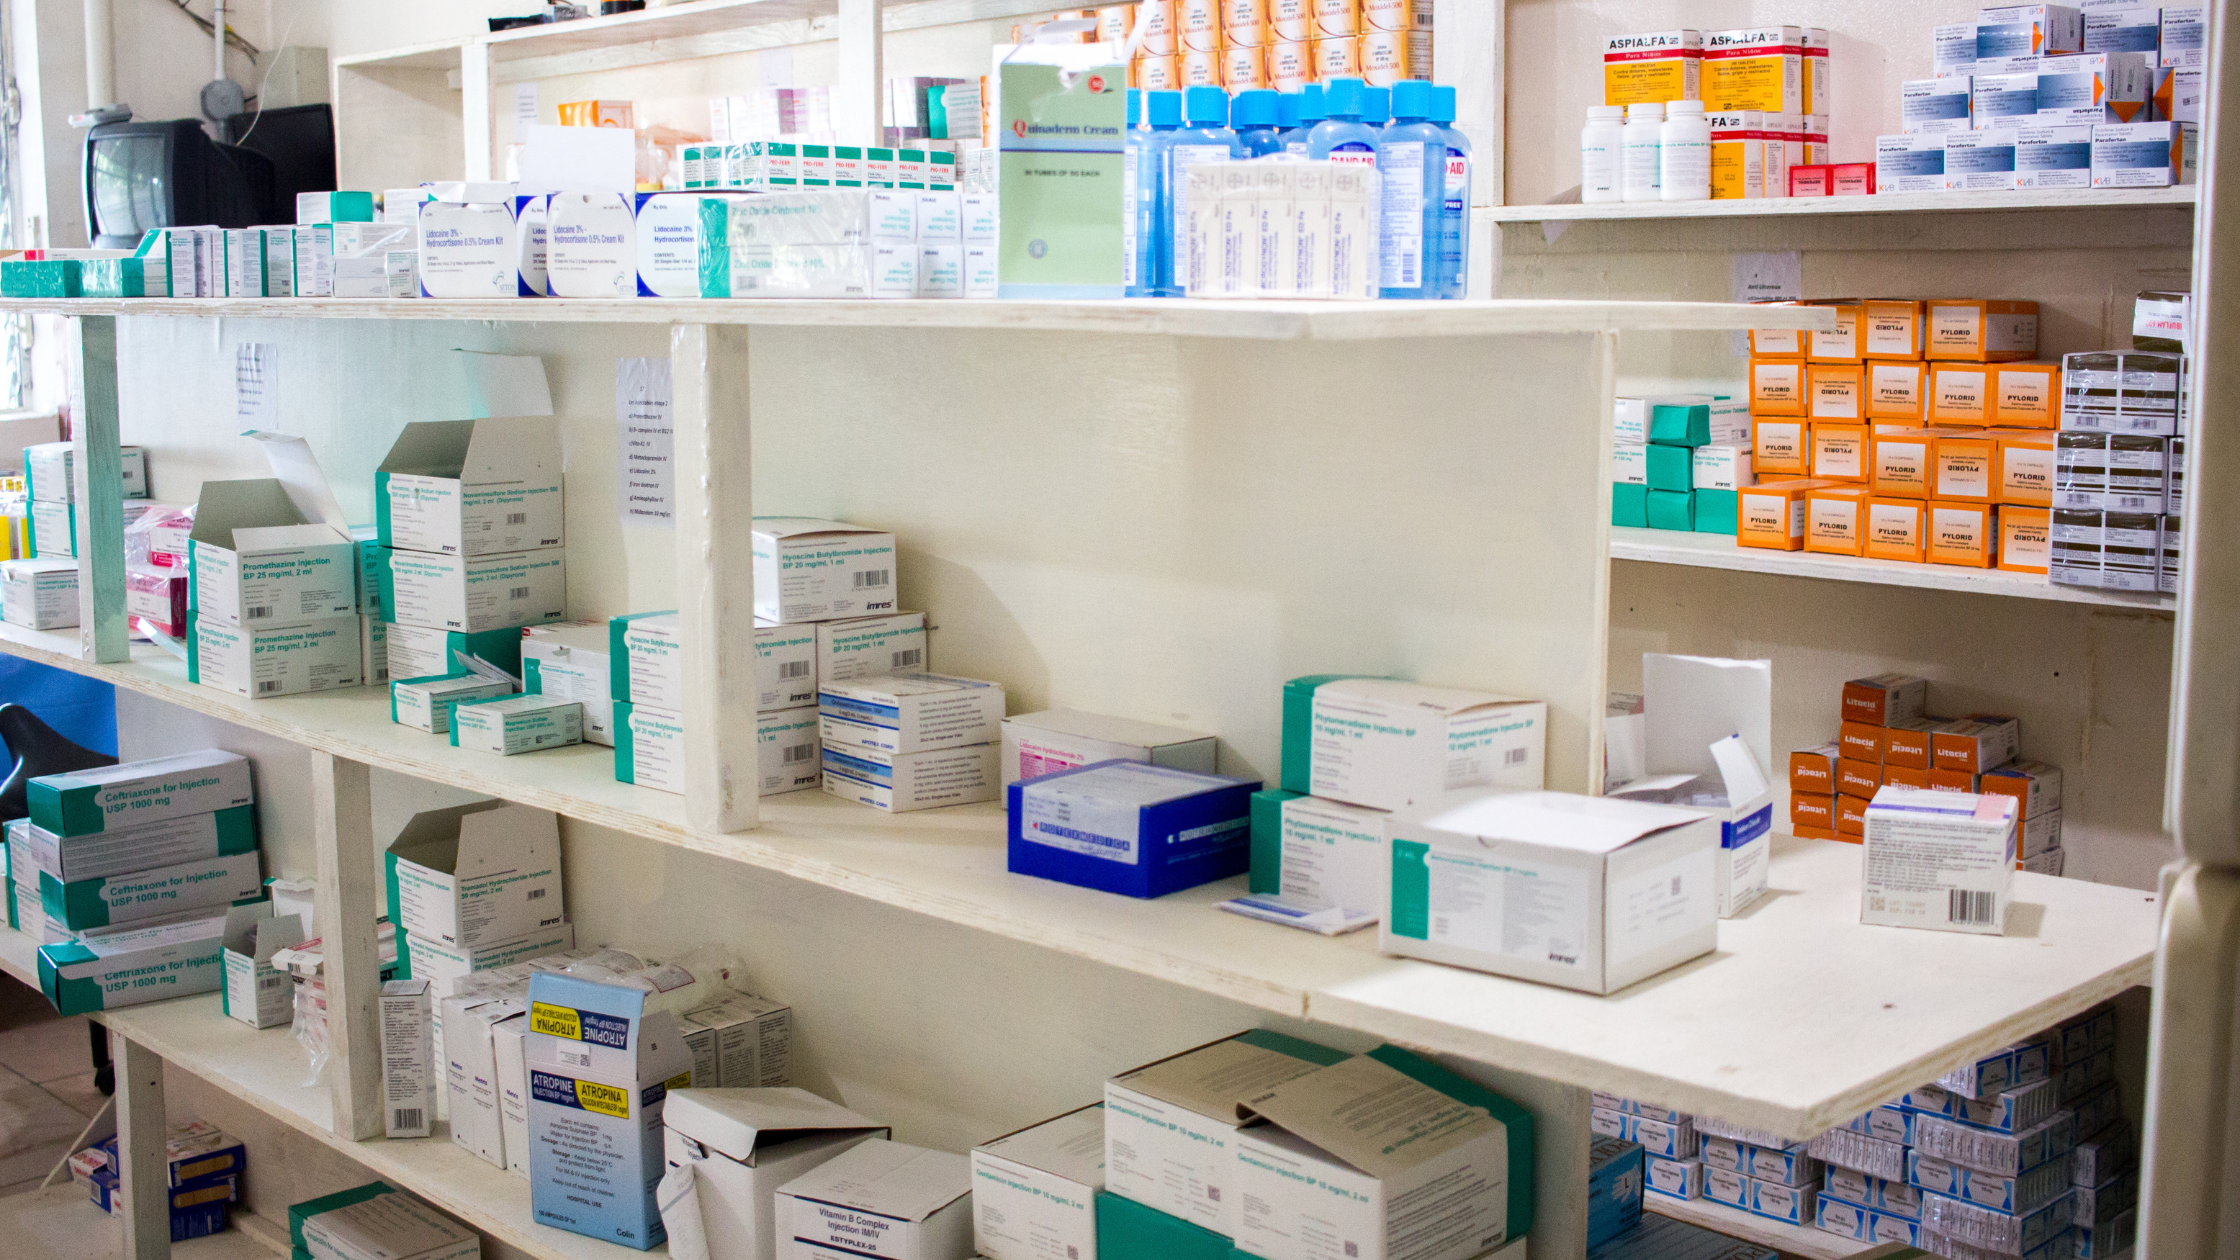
left=29, top=749, right=252, bottom=838
left=450, top=694, right=584, bottom=755
left=189, top=614, right=363, bottom=698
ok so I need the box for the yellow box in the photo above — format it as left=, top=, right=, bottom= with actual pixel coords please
left=1225, top=0, right=1272, bottom=43
left=1754, top=417, right=1810, bottom=476
left=1179, top=0, right=1222, bottom=48
left=1809, top=363, right=1866, bottom=420
left=558, top=100, right=634, bottom=128
left=1811, top=420, right=1870, bottom=482
left=1361, top=0, right=1407, bottom=32
left=1603, top=30, right=1702, bottom=107
left=1749, top=321, right=1807, bottom=360
left=1704, top=26, right=1805, bottom=115
left=1360, top=29, right=1404, bottom=83
left=1929, top=362, right=1992, bottom=426
left=1738, top=478, right=1826, bottom=550
left=1311, top=34, right=1360, bottom=75
left=1807, top=302, right=1865, bottom=363
left=1267, top=39, right=1312, bottom=87
left=1750, top=358, right=1807, bottom=415
left=1313, top=0, right=1359, bottom=39
left=1927, top=299, right=2041, bottom=363
left=1867, top=360, right=1928, bottom=421
left=1996, top=431, right=2056, bottom=507
left=1805, top=27, right=1830, bottom=118
left=1805, top=485, right=1871, bottom=556
left=1992, top=362, right=2062, bottom=428
left=1710, top=111, right=1768, bottom=199
left=1932, top=432, right=1998, bottom=503
left=1865, top=496, right=1929, bottom=563
left=1133, top=54, right=1181, bottom=88
left=1224, top=44, right=1268, bottom=86
left=1136, top=0, right=1178, bottom=54
left=1999, top=505, right=2052, bottom=574
left=1270, top=0, right=1311, bottom=42
left=1871, top=429, right=1934, bottom=498
left=1862, top=299, right=1927, bottom=360
left=1181, top=49, right=1223, bottom=84
left=1928, top=501, right=1998, bottom=567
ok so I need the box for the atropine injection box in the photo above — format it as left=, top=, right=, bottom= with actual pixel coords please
left=384, top=801, right=563, bottom=950
left=29, top=749, right=252, bottom=838
left=1001, top=710, right=1218, bottom=786
left=1607, top=654, right=1775, bottom=918
left=1280, top=676, right=1545, bottom=811
left=752, top=519, right=898, bottom=623
left=1861, top=785, right=2019, bottom=935
left=1104, top=1030, right=1350, bottom=1236
left=1381, top=790, right=1719, bottom=994
left=772, top=1138, right=974, bottom=1260
left=1007, top=761, right=1257, bottom=898
left=972, top=1104, right=1105, bottom=1260
left=376, top=419, right=563, bottom=558
left=1231, top=1047, right=1534, bottom=1260
left=664, top=1088, right=890, bottom=1260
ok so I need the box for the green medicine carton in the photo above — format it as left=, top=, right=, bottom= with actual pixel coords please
left=1613, top=483, right=1650, bottom=527
left=1649, top=399, right=1711, bottom=445
left=1646, top=489, right=1695, bottom=531
left=1095, top=1192, right=1234, bottom=1260
left=1695, top=488, right=1740, bottom=535
left=1645, top=443, right=1693, bottom=492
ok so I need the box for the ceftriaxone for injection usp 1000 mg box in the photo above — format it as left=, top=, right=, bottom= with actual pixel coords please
left=29, top=749, right=253, bottom=838
left=1279, top=676, right=1545, bottom=811
left=752, top=519, right=898, bottom=623
left=1861, top=786, right=2019, bottom=935
left=972, top=1104, right=1106, bottom=1260
left=37, top=903, right=247, bottom=1015
left=38, top=848, right=262, bottom=931
left=23, top=803, right=257, bottom=883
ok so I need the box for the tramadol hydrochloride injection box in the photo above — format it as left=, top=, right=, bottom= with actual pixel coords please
left=1103, top=1030, right=1349, bottom=1236
left=772, top=1138, right=975, bottom=1260
left=752, top=519, right=898, bottom=623
left=377, top=547, right=567, bottom=634
left=816, top=612, right=927, bottom=685
left=189, top=614, right=364, bottom=698
left=1246, top=790, right=1387, bottom=915
left=39, top=848, right=262, bottom=931
left=972, top=1104, right=1106, bottom=1260
left=29, top=749, right=253, bottom=837
left=523, top=620, right=616, bottom=745
left=663, top=1089, right=889, bottom=1260
left=1000, top=710, right=1218, bottom=786
left=37, top=903, right=245, bottom=1014
left=376, top=418, right=564, bottom=557
left=1279, top=676, right=1546, bottom=811
left=23, top=802, right=257, bottom=883
left=385, top=801, right=564, bottom=950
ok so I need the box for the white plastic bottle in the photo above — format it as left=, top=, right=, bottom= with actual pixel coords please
left=1582, top=105, right=1626, bottom=203
left=1659, top=100, right=1712, bottom=202
left=1622, top=102, right=1664, bottom=202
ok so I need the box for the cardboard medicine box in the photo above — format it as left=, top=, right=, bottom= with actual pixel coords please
left=40, top=848, right=262, bottom=931
left=752, top=518, right=898, bottom=624
left=679, top=990, right=795, bottom=1087
left=392, top=674, right=514, bottom=735
left=1862, top=786, right=2019, bottom=934
left=816, top=612, right=928, bottom=684
left=820, top=672, right=1004, bottom=754
left=1606, top=654, right=1775, bottom=917
left=299, top=1183, right=481, bottom=1260
left=664, top=1088, right=889, bottom=1260
left=23, top=803, right=256, bottom=884
left=450, top=695, right=584, bottom=755
left=385, top=801, right=563, bottom=950
left=773, top=1138, right=974, bottom=1260
left=189, top=614, right=363, bottom=698
left=376, top=418, right=562, bottom=557
left=522, top=620, right=617, bottom=745
left=1247, top=789, right=1386, bottom=915
left=1278, top=676, right=1545, bottom=811
left=376, top=546, right=567, bottom=634
left=190, top=479, right=357, bottom=628
left=386, top=624, right=525, bottom=685
left=37, top=904, right=241, bottom=1014
left=220, top=906, right=304, bottom=1029
left=2, top=557, right=78, bottom=629
left=29, top=749, right=253, bottom=838
left=972, top=1104, right=1105, bottom=1260
left=1008, top=760, right=1256, bottom=898
left=1000, top=709, right=1218, bottom=786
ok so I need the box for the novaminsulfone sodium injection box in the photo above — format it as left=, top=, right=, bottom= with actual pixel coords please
left=377, top=547, right=567, bottom=634
left=752, top=519, right=898, bottom=623
left=1, top=557, right=78, bottom=629
left=37, top=904, right=237, bottom=1014
left=30, top=749, right=253, bottom=838
left=664, top=1089, right=889, bottom=1260
left=376, top=417, right=564, bottom=557
left=1007, top=761, right=1257, bottom=898
left=972, top=1104, right=1105, bottom=1260
left=1231, top=1048, right=1534, bottom=1260
left=1861, top=786, right=2019, bottom=934
left=816, top=612, right=927, bottom=684
left=772, top=1138, right=975, bottom=1260
left=820, top=673, right=1004, bottom=754
left=451, top=695, right=585, bottom=756
left=39, top=848, right=262, bottom=931
left=385, top=801, right=564, bottom=950
left=1247, top=790, right=1386, bottom=914
left=1103, top=1031, right=1349, bottom=1236
left=523, top=620, right=617, bottom=745
left=546, top=192, right=639, bottom=298
left=1381, top=790, right=1720, bottom=994
left=381, top=978, right=438, bottom=1139
left=822, top=741, right=995, bottom=812
left=1280, top=676, right=1545, bottom=811
left=1001, top=710, right=1219, bottom=786
left=419, top=196, right=521, bottom=299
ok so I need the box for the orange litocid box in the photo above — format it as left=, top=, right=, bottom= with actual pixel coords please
left=1929, top=362, right=1992, bottom=426
left=1737, top=477, right=1825, bottom=550
left=1926, top=768, right=1980, bottom=793
left=1882, top=717, right=1944, bottom=770
left=1928, top=500, right=1998, bottom=567
left=1836, top=757, right=1882, bottom=797
left=1862, top=299, right=1928, bottom=359
left=1754, top=418, right=1811, bottom=476
left=1884, top=764, right=1930, bottom=789
left=1838, top=720, right=1884, bottom=763
left=1751, top=358, right=1808, bottom=415
left=1926, top=299, right=2041, bottom=362
left=1871, top=430, right=1933, bottom=497
left=1837, top=793, right=1870, bottom=835
left=1811, top=422, right=1871, bottom=481
left=1993, top=362, right=2062, bottom=428
left=1867, top=361, right=1928, bottom=421
left=1790, top=745, right=1840, bottom=795
left=1806, top=485, right=1870, bottom=554
left=1864, top=496, right=1928, bottom=563
left=1999, top=505, right=2052, bottom=574
left=1932, top=432, right=1998, bottom=503
left=1809, top=364, right=1867, bottom=420
left=1750, top=321, right=1808, bottom=360
left=1996, top=432, right=2055, bottom=506
left=1798, top=824, right=1842, bottom=841
left=1791, top=792, right=1835, bottom=831
left=1807, top=302, right=1865, bottom=363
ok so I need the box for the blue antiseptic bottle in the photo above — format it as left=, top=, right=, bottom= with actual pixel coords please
left=1124, top=88, right=1145, bottom=297
left=1232, top=90, right=1284, bottom=157
left=1307, top=78, right=1380, bottom=163
left=1138, top=90, right=1183, bottom=298
left=1282, top=84, right=1326, bottom=155
left=1377, top=80, right=1445, bottom=299
left=1362, top=85, right=1391, bottom=128
left=1433, top=83, right=1472, bottom=300
left=1158, top=85, right=1242, bottom=297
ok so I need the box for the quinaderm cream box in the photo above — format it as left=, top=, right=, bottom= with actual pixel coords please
left=1001, top=710, right=1218, bottom=786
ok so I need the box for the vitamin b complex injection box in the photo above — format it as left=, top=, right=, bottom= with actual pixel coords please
left=772, top=1139, right=973, bottom=1260
left=664, top=1089, right=888, bottom=1260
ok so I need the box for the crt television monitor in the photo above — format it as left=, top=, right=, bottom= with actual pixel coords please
left=82, top=119, right=275, bottom=249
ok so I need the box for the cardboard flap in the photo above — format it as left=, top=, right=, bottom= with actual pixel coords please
left=754, top=517, right=880, bottom=540
left=233, top=523, right=346, bottom=552
left=463, top=416, right=562, bottom=483
left=386, top=799, right=516, bottom=874
left=1320, top=677, right=1527, bottom=717
left=1119, top=1036, right=1330, bottom=1124
left=245, top=431, right=351, bottom=531
left=780, top=1140, right=971, bottom=1222
left=188, top=480, right=308, bottom=547
left=454, top=351, right=554, bottom=419
left=377, top=420, right=475, bottom=477
left=665, top=1087, right=885, bottom=1164
left=1420, top=791, right=1712, bottom=856
left=456, top=803, right=558, bottom=878
left=1641, top=654, right=1772, bottom=783
left=225, top=909, right=306, bottom=960
left=1236, top=1055, right=1494, bottom=1180
left=1709, top=734, right=1771, bottom=805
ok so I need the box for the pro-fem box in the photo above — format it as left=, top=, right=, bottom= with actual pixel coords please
left=773, top=1139, right=973, bottom=1260
left=1104, top=1030, right=1349, bottom=1235
left=972, top=1104, right=1105, bottom=1260
left=752, top=519, right=898, bottom=623
left=817, top=612, right=928, bottom=684
left=384, top=801, right=563, bottom=951
left=1001, top=710, right=1218, bottom=786
left=821, top=673, right=1004, bottom=754
left=1248, top=790, right=1386, bottom=914
left=545, top=192, right=639, bottom=298
left=610, top=612, right=818, bottom=713
left=1383, top=789, right=1718, bottom=993
left=376, top=418, right=563, bottom=558
left=523, top=620, right=616, bottom=744
left=1008, top=761, right=1256, bottom=898
left=23, top=804, right=256, bottom=884
left=451, top=695, right=585, bottom=755
left=1279, top=676, right=1544, bottom=811
left=37, top=903, right=243, bottom=1014
left=30, top=749, right=253, bottom=838
left=1861, top=786, right=2019, bottom=934
left=664, top=1089, right=889, bottom=1260
left=376, top=547, right=567, bottom=634
left=1, top=557, right=77, bottom=629
left=39, top=848, right=261, bottom=931
left=1231, top=1049, right=1533, bottom=1260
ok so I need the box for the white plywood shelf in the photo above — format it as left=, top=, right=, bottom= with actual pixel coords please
left=1644, top=1194, right=1888, bottom=1260
left=482, top=0, right=839, bottom=59
left=1611, top=527, right=2178, bottom=612
left=1484, top=185, right=2199, bottom=223
left=0, top=625, right=2154, bottom=1140
left=0, top=297, right=1829, bottom=340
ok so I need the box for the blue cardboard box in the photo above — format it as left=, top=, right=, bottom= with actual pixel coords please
left=1007, top=760, right=1257, bottom=898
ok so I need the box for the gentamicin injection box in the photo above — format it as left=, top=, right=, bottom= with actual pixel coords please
left=376, top=418, right=564, bottom=558
left=973, top=1105, right=1105, bottom=1260
left=1007, top=761, right=1257, bottom=898
left=1280, top=676, right=1545, bottom=811
left=752, top=519, right=899, bottom=623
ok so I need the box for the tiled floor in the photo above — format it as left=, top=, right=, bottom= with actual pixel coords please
left=0, top=976, right=106, bottom=1198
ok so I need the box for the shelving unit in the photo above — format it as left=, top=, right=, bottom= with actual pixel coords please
left=1484, top=186, right=2199, bottom=224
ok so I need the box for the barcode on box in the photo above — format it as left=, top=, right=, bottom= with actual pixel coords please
left=783, top=744, right=814, bottom=763
left=392, top=1108, right=423, bottom=1131
left=780, top=661, right=810, bottom=678
left=854, top=570, right=890, bottom=589
left=892, top=648, right=922, bottom=668
left=509, top=586, right=531, bottom=600
left=1504, top=747, right=1528, bottom=765
left=506, top=512, right=527, bottom=525
left=246, top=605, right=272, bottom=620
left=257, top=680, right=283, bottom=694
left=527, top=887, right=546, bottom=900
left=1949, top=889, right=1996, bottom=924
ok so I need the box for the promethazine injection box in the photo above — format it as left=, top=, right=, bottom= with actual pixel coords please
left=972, top=1104, right=1105, bottom=1260
left=385, top=801, right=563, bottom=950
left=526, top=974, right=694, bottom=1249
left=29, top=749, right=252, bottom=838
left=1232, top=1047, right=1534, bottom=1260
left=1008, top=761, right=1257, bottom=898
left=820, top=672, right=1004, bottom=754
left=37, top=904, right=241, bottom=1014
left=377, top=547, right=567, bottom=634
left=38, top=848, right=262, bottom=931
left=376, top=418, right=564, bottom=558
left=189, top=614, right=363, bottom=698
left=752, top=518, right=898, bottom=623
left=1104, top=1030, right=1349, bottom=1236
left=1280, top=676, right=1545, bottom=811
left=816, top=612, right=928, bottom=685
left=189, top=478, right=356, bottom=629
left=1001, top=710, right=1218, bottom=786
left=664, top=1089, right=889, bottom=1260
left=1248, top=790, right=1385, bottom=915
left=523, top=620, right=616, bottom=745
left=1382, top=789, right=1719, bottom=994
left=451, top=695, right=585, bottom=756
left=1862, top=786, right=2018, bottom=934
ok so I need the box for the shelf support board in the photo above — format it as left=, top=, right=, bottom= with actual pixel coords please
left=69, top=315, right=127, bottom=664
left=673, top=323, right=761, bottom=834
left=313, top=752, right=384, bottom=1140
left=835, top=0, right=882, bottom=152
left=461, top=40, right=495, bottom=182
left=114, top=1034, right=170, bottom=1260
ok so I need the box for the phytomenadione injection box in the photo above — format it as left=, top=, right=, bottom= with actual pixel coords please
left=377, top=547, right=567, bottom=634
left=1247, top=790, right=1386, bottom=915
left=1000, top=710, right=1219, bottom=786
left=1861, top=786, right=2019, bottom=935
left=816, top=612, right=928, bottom=684
left=1280, top=676, right=1545, bottom=812
left=376, top=418, right=564, bottom=558
left=29, top=749, right=253, bottom=838
left=752, top=518, right=898, bottom=624
left=972, top=1104, right=1106, bottom=1260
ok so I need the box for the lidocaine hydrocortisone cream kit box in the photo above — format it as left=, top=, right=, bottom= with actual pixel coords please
left=1280, top=676, right=1546, bottom=811
left=771, top=1137, right=974, bottom=1260
left=547, top=192, right=640, bottom=298
left=972, top=1104, right=1105, bottom=1260
left=1007, top=761, right=1257, bottom=898
left=1381, top=790, right=1720, bottom=994
left=418, top=184, right=522, bottom=299
left=1103, top=1030, right=1349, bottom=1236
left=663, top=1088, right=889, bottom=1260
left=1000, top=709, right=1218, bottom=786
left=1862, top=785, right=2019, bottom=935
left=1605, top=654, right=1775, bottom=918
left=753, top=519, right=898, bottom=623
left=376, top=418, right=563, bottom=558
left=384, top=801, right=563, bottom=951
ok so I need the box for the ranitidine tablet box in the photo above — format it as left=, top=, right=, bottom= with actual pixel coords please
left=972, top=1104, right=1106, bottom=1260
left=1861, top=786, right=2019, bottom=935
left=451, top=695, right=585, bottom=756
left=1280, top=676, right=1546, bottom=812
left=376, top=418, right=564, bottom=558
left=37, top=904, right=242, bottom=1014
left=1104, top=1031, right=1350, bottom=1237
left=1008, top=761, right=1256, bottom=898
left=23, top=803, right=256, bottom=883
left=662, top=1091, right=889, bottom=1260
left=39, top=848, right=262, bottom=931
left=772, top=1138, right=975, bottom=1260
left=752, top=518, right=898, bottom=624
left=1000, top=710, right=1218, bottom=786
left=817, top=612, right=928, bottom=684
left=30, top=749, right=253, bottom=838
left=392, top=674, right=514, bottom=735
left=376, top=547, right=568, bottom=634
left=1248, top=790, right=1386, bottom=915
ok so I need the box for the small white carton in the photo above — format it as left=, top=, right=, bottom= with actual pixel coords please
left=1000, top=710, right=1219, bottom=786
left=821, top=742, right=996, bottom=813
left=391, top=674, right=514, bottom=735
left=752, top=519, right=899, bottom=623
left=522, top=620, right=617, bottom=745
left=1381, top=790, right=1720, bottom=994
left=972, top=1104, right=1105, bottom=1260
left=1861, top=786, right=2019, bottom=935
left=773, top=1138, right=975, bottom=1260
left=221, top=907, right=304, bottom=1029
left=2016, top=122, right=2096, bottom=188
left=189, top=436, right=357, bottom=628
left=613, top=613, right=820, bottom=713
left=1607, top=654, right=1775, bottom=918
left=450, top=694, right=584, bottom=756
left=384, top=801, right=564, bottom=950
left=1251, top=792, right=1387, bottom=915
left=680, top=991, right=795, bottom=1087
left=820, top=673, right=1005, bottom=754
left=816, top=612, right=929, bottom=684
left=190, top=615, right=363, bottom=698
left=1876, top=133, right=1954, bottom=192
left=419, top=196, right=522, bottom=299
left=1949, top=128, right=2021, bottom=191
left=665, top=1088, right=890, bottom=1260
left=377, top=547, right=568, bottom=634
left=299, top=1189, right=481, bottom=1260
left=1282, top=677, right=1546, bottom=812
left=382, top=978, right=438, bottom=1138
left=376, top=418, right=564, bottom=557
left=446, top=992, right=524, bottom=1168
left=614, top=702, right=686, bottom=794
left=493, top=1012, right=531, bottom=1175
left=1, top=557, right=78, bottom=629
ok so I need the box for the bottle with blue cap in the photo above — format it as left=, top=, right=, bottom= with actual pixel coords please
left=1281, top=84, right=1326, bottom=155
left=1309, top=79, right=1384, bottom=287
left=1361, top=85, right=1391, bottom=128
left=1138, top=90, right=1184, bottom=299
left=1376, top=80, right=1444, bottom=299
left=1124, top=89, right=1146, bottom=297
left=1232, top=90, right=1285, bottom=157
left=1432, top=84, right=1471, bottom=300
left=1158, top=85, right=1242, bottom=297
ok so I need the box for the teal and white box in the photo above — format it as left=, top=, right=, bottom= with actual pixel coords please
left=451, top=695, right=584, bottom=755
left=28, top=500, right=73, bottom=556
left=2017, top=122, right=2095, bottom=187
left=523, top=620, right=615, bottom=745
left=37, top=904, right=240, bottom=1014
left=965, top=245, right=997, bottom=298
left=614, top=702, right=684, bottom=794
left=187, top=612, right=363, bottom=697
left=24, top=440, right=148, bottom=502
left=820, top=672, right=1004, bottom=754
left=221, top=905, right=304, bottom=1029
left=1590, top=1107, right=1694, bottom=1160
left=298, top=191, right=377, bottom=224
left=29, top=749, right=252, bottom=838
left=772, top=1138, right=973, bottom=1260
left=392, top=674, right=513, bottom=734
left=960, top=194, right=997, bottom=243
left=971, top=1104, right=1104, bottom=1260
left=2, top=557, right=77, bottom=628
left=1644, top=1156, right=1702, bottom=1199
left=403, top=921, right=577, bottom=1008
left=187, top=473, right=357, bottom=629
left=40, top=848, right=262, bottom=930
left=2084, top=6, right=2159, bottom=55
left=869, top=190, right=918, bottom=241
left=376, top=547, right=567, bottom=634
left=610, top=612, right=818, bottom=713
left=1247, top=790, right=1385, bottom=914
left=816, top=612, right=927, bottom=686
left=385, top=800, right=564, bottom=950
left=1902, top=77, right=1974, bottom=134
left=752, top=518, right=898, bottom=624
left=2093, top=120, right=2195, bottom=186
left=821, top=741, right=994, bottom=812
left=1278, top=675, right=1545, bottom=811
left=223, top=227, right=266, bottom=296
left=662, top=1089, right=889, bottom=1260
left=262, top=227, right=296, bottom=296
left=386, top=624, right=524, bottom=683
left=1876, top=132, right=1954, bottom=192
left=1949, top=128, right=2020, bottom=191
left=1588, top=1135, right=1644, bottom=1249
left=547, top=192, right=637, bottom=298
left=756, top=710, right=823, bottom=796
left=376, top=418, right=564, bottom=558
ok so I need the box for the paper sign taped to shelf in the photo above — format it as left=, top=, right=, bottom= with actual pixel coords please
left=518, top=123, right=636, bottom=195
left=1733, top=253, right=1800, bottom=353
left=617, top=357, right=674, bottom=525
left=234, top=344, right=279, bottom=429
left=454, top=350, right=553, bottom=419
left=514, top=83, right=540, bottom=129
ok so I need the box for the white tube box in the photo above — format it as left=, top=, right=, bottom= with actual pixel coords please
left=380, top=978, right=437, bottom=1138
left=376, top=547, right=567, bottom=634
left=663, top=1089, right=889, bottom=1260
left=820, top=673, right=1005, bottom=754
left=821, top=741, right=996, bottom=812
left=1280, top=676, right=1546, bottom=811
left=384, top=801, right=564, bottom=950
left=816, top=612, right=928, bottom=684
left=190, top=615, right=363, bottom=698
left=1, top=557, right=77, bottom=629
left=391, top=674, right=514, bottom=735
left=220, top=906, right=303, bottom=1029
left=375, top=417, right=564, bottom=557
left=419, top=197, right=522, bottom=299
left=1000, top=709, right=1218, bottom=785
left=635, top=192, right=707, bottom=298
left=546, top=192, right=638, bottom=298
left=752, top=519, right=899, bottom=623
left=972, top=1104, right=1105, bottom=1260
left=523, top=620, right=617, bottom=745
left=773, top=1138, right=975, bottom=1260
left=1860, top=786, right=2019, bottom=934
left=450, top=695, right=584, bottom=756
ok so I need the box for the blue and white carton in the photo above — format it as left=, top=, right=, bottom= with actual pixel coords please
left=1007, top=760, right=1256, bottom=898
left=1606, top=653, right=1774, bottom=918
